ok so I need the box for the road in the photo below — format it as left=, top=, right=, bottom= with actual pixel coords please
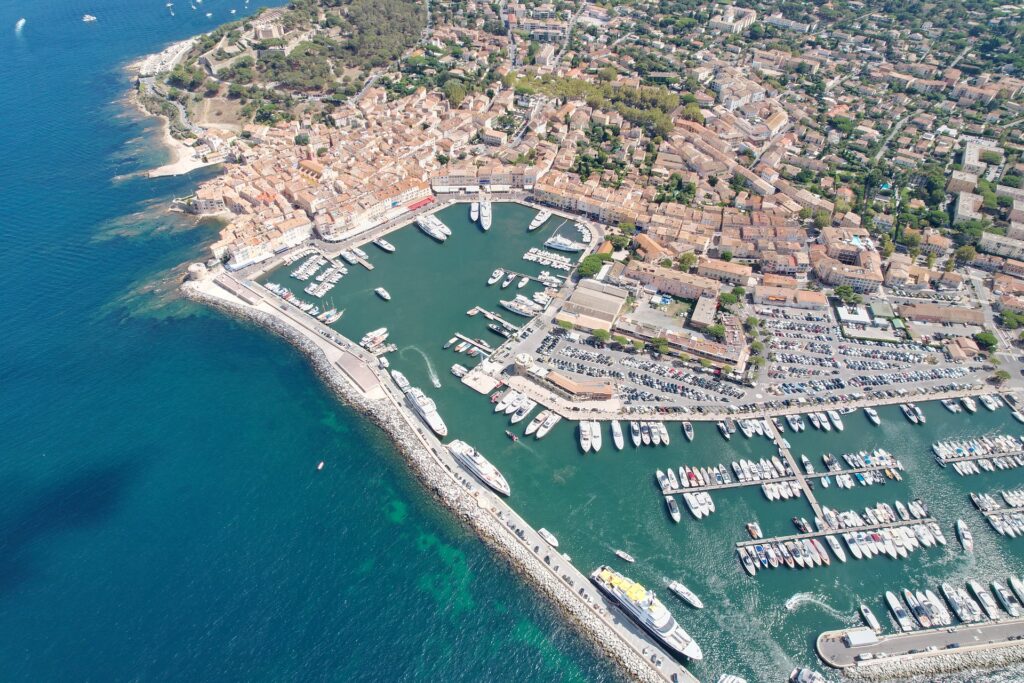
left=873, top=114, right=911, bottom=163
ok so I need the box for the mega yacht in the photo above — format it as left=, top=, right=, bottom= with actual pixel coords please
left=487, top=269, right=505, bottom=286
left=529, top=210, right=552, bottom=231
left=590, top=566, right=703, bottom=660
left=470, top=202, right=479, bottom=223
left=480, top=200, right=492, bottom=231
left=544, top=234, right=587, bottom=252
left=667, top=581, right=704, bottom=609
left=406, top=387, right=447, bottom=437
left=447, top=439, right=510, bottom=496
left=611, top=420, right=625, bottom=450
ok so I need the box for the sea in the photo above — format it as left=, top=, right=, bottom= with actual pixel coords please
left=6, top=4, right=1024, bottom=683
left=0, top=2, right=619, bottom=681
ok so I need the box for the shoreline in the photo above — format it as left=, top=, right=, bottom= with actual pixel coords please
left=181, top=277, right=682, bottom=683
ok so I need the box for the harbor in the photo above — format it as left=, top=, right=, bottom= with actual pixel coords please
left=196, top=202, right=1024, bottom=682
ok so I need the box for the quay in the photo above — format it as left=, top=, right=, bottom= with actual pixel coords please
left=816, top=619, right=1024, bottom=669
left=735, top=516, right=938, bottom=549
left=661, top=462, right=898, bottom=495
left=466, top=306, right=522, bottom=331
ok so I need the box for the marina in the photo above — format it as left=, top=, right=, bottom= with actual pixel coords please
left=224, top=202, right=1024, bottom=681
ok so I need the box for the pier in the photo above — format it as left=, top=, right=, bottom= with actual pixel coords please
left=466, top=306, right=522, bottom=331
left=661, top=462, right=899, bottom=495
left=816, top=619, right=1024, bottom=669
left=353, top=254, right=374, bottom=270
left=735, top=516, right=938, bottom=549
left=938, top=448, right=1024, bottom=465
left=766, top=417, right=823, bottom=519
left=453, top=333, right=495, bottom=355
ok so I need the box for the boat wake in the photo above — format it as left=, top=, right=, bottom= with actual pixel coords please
left=784, top=592, right=846, bottom=620
left=405, top=346, right=441, bottom=388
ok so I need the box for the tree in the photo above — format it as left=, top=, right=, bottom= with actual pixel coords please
left=744, top=316, right=760, bottom=332
left=834, top=285, right=861, bottom=305
left=974, top=331, right=998, bottom=351
left=442, top=79, right=466, bottom=107
left=751, top=340, right=765, bottom=355
left=294, top=133, right=310, bottom=146
left=706, top=324, right=726, bottom=341
left=722, top=364, right=734, bottom=375
left=813, top=210, right=831, bottom=229
left=557, top=319, right=574, bottom=331
left=994, top=369, right=1011, bottom=385
left=954, top=245, right=977, bottom=265
left=592, top=329, right=611, bottom=343
left=677, top=251, right=697, bottom=270
left=577, top=253, right=610, bottom=278
left=618, top=221, right=636, bottom=236
left=719, top=292, right=739, bottom=307
left=720, top=250, right=733, bottom=261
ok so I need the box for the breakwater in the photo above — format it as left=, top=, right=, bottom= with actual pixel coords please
left=182, top=277, right=683, bottom=683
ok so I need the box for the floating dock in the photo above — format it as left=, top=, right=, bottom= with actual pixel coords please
left=735, top=516, right=938, bottom=550
left=662, top=462, right=898, bottom=495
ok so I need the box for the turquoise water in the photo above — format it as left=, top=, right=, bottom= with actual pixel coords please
left=0, top=3, right=619, bottom=681
left=263, top=204, right=1024, bottom=681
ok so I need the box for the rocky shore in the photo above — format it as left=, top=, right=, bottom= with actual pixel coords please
left=844, top=644, right=1024, bottom=681
left=182, top=280, right=669, bottom=683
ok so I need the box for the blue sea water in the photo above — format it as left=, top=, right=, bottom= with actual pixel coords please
left=0, top=3, right=619, bottom=680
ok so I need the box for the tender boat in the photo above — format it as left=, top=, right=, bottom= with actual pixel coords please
left=614, top=550, right=636, bottom=563
left=665, top=495, right=682, bottom=523
left=961, top=396, right=978, bottom=413
left=372, top=237, right=396, bottom=253
left=667, top=581, right=704, bottom=609
left=900, top=404, right=918, bottom=424
left=717, top=422, right=730, bottom=440
left=470, top=202, right=479, bottom=222
left=658, top=422, right=670, bottom=446
left=611, top=420, right=625, bottom=450
left=860, top=603, right=881, bottom=632
left=538, top=528, right=558, bottom=547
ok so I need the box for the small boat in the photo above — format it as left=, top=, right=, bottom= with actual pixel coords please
left=665, top=496, right=682, bottom=523
left=487, top=269, right=505, bottom=286
left=658, top=422, right=670, bottom=446
left=682, top=422, right=694, bottom=442
left=614, top=549, right=636, bottom=563
left=668, top=581, right=704, bottom=609
left=443, top=337, right=457, bottom=349
left=900, top=404, right=918, bottom=424
left=317, top=461, right=325, bottom=471
left=82, top=13, right=98, bottom=22
left=538, top=528, right=559, bottom=547
left=372, top=237, right=396, bottom=253
left=860, top=604, right=881, bottom=632
left=374, top=287, right=391, bottom=301
left=957, top=519, right=974, bottom=552
left=864, top=407, right=880, bottom=425
left=630, top=421, right=641, bottom=448
left=611, top=421, right=625, bottom=450
left=505, top=429, right=519, bottom=443
left=590, top=421, right=603, bottom=452
left=717, top=422, right=730, bottom=441
left=641, top=423, right=652, bottom=446
left=961, top=396, right=978, bottom=413
left=517, top=275, right=529, bottom=289
left=501, top=273, right=517, bottom=288
left=451, top=364, right=468, bottom=378
left=470, top=202, right=480, bottom=223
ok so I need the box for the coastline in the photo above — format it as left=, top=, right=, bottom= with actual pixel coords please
left=181, top=278, right=677, bottom=683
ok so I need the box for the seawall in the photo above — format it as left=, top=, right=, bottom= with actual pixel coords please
left=182, top=280, right=675, bottom=683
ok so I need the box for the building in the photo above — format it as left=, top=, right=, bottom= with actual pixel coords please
left=555, top=280, right=629, bottom=332
left=696, top=257, right=753, bottom=286
left=752, top=286, right=829, bottom=310
left=624, top=262, right=720, bottom=300
left=689, top=294, right=718, bottom=329
left=708, top=5, right=757, bottom=33
left=897, top=302, right=985, bottom=325
left=980, top=232, right=1024, bottom=261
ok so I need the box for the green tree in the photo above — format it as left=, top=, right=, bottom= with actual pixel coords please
left=557, top=319, right=574, bottom=331
left=677, top=251, right=697, bottom=270
left=618, top=221, right=637, bottom=236
left=442, top=79, right=466, bottom=106
left=592, top=329, right=611, bottom=343
left=720, top=250, right=733, bottom=261
left=954, top=245, right=977, bottom=265
left=577, top=253, right=610, bottom=278
left=706, top=324, right=726, bottom=341
left=294, top=133, right=310, bottom=146
left=834, top=285, right=861, bottom=305
left=813, top=210, right=831, bottom=229
left=973, top=331, right=998, bottom=351
left=994, top=369, right=1011, bottom=385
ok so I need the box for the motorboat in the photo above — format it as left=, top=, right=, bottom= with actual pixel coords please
left=611, top=421, right=625, bottom=450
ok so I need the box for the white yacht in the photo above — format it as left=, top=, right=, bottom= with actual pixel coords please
left=579, top=422, right=592, bottom=453
left=372, top=237, right=396, bottom=253
left=682, top=422, right=694, bottom=442
left=535, top=412, right=561, bottom=439
left=525, top=410, right=549, bottom=436
left=611, top=420, right=625, bottom=450
left=529, top=210, right=552, bottom=231
left=864, top=407, right=880, bottom=426
left=470, top=202, right=479, bottom=223
left=591, top=566, right=703, bottom=660
left=480, top=200, right=492, bottom=231
left=961, top=396, right=978, bottom=413
left=590, top=421, right=603, bottom=452
left=374, top=287, right=391, bottom=301
left=545, top=234, right=587, bottom=252
left=667, top=581, right=704, bottom=609
left=390, top=369, right=410, bottom=392
left=826, top=410, right=844, bottom=431
left=538, top=528, right=559, bottom=547
left=447, top=440, right=509, bottom=496
left=487, top=269, right=505, bottom=285
left=630, top=421, right=642, bottom=448
left=406, top=387, right=447, bottom=437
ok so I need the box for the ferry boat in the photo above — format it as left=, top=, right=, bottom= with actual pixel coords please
left=630, top=421, right=642, bottom=448
left=545, top=234, right=586, bottom=252
left=680, top=421, right=695, bottom=442
left=665, top=495, right=681, bottom=523
left=470, top=202, right=479, bottom=223
left=535, top=412, right=561, bottom=439
left=529, top=210, right=551, bottom=231
left=667, top=581, right=703, bottom=609
left=374, top=287, right=391, bottom=301
left=961, top=396, right=978, bottom=413
left=611, top=420, right=625, bottom=450
left=372, top=237, right=396, bottom=253
left=538, top=528, right=558, bottom=547
left=480, top=200, right=492, bottom=231
left=447, top=439, right=510, bottom=496
left=590, top=421, right=603, bottom=452
left=487, top=269, right=505, bottom=285
left=859, top=603, right=881, bottom=632
left=579, top=422, right=592, bottom=453
left=590, top=567, right=702, bottom=660
left=956, top=519, right=974, bottom=552
left=864, top=407, right=880, bottom=426
left=406, top=387, right=447, bottom=437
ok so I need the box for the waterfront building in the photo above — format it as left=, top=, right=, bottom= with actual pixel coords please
left=624, top=262, right=719, bottom=301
